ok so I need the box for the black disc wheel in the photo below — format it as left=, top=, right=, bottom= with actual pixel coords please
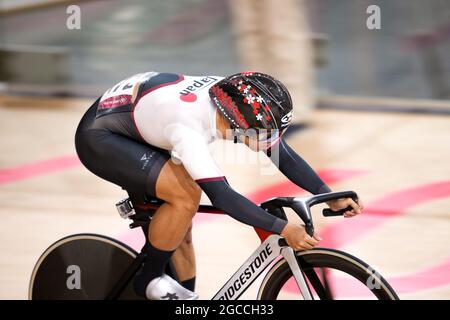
left=29, top=234, right=144, bottom=300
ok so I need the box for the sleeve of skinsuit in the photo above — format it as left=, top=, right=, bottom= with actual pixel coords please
left=168, top=125, right=288, bottom=234
left=198, top=179, right=288, bottom=234
left=266, top=138, right=332, bottom=195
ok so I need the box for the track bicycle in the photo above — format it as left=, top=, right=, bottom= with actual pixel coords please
left=29, top=190, right=399, bottom=300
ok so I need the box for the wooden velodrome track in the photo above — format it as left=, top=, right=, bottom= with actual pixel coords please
left=0, top=94, right=449, bottom=300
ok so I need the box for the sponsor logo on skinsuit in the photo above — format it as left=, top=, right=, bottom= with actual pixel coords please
left=179, top=76, right=218, bottom=102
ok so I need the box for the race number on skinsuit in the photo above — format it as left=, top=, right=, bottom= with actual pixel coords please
left=96, top=72, right=186, bottom=118
left=97, top=72, right=158, bottom=116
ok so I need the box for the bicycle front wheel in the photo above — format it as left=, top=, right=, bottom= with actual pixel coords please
left=258, top=248, right=399, bottom=300
left=29, top=234, right=144, bottom=300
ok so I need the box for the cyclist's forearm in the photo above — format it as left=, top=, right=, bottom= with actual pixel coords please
left=197, top=179, right=287, bottom=234
left=269, top=139, right=331, bottom=194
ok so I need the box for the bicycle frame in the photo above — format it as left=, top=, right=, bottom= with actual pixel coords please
left=211, top=234, right=312, bottom=300
left=107, top=190, right=359, bottom=300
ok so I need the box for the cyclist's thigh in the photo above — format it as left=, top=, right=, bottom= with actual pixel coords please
left=75, top=103, right=170, bottom=197
left=154, top=160, right=201, bottom=203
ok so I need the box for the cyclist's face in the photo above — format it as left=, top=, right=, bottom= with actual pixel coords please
left=216, top=113, right=281, bottom=150
left=237, top=129, right=280, bottom=152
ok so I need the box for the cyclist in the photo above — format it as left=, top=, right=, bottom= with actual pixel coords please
left=75, top=71, right=363, bottom=300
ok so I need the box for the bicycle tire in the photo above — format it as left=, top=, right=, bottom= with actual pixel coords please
left=29, top=233, right=144, bottom=300
left=258, top=248, right=399, bottom=300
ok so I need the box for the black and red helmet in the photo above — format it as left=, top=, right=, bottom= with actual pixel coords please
left=209, top=72, right=293, bottom=134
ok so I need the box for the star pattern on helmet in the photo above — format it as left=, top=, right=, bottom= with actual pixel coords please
left=244, top=94, right=255, bottom=104
left=238, top=83, right=247, bottom=92
left=226, top=74, right=278, bottom=128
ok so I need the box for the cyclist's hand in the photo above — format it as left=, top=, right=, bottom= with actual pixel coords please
left=327, top=197, right=364, bottom=218
left=280, top=223, right=321, bottom=251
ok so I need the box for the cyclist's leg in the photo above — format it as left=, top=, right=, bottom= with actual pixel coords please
left=150, top=160, right=201, bottom=249
left=148, top=160, right=201, bottom=280
left=171, top=223, right=196, bottom=288
left=130, top=159, right=200, bottom=298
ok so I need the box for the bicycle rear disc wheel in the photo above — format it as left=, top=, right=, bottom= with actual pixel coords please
left=258, top=248, right=399, bottom=300
left=29, top=234, right=144, bottom=300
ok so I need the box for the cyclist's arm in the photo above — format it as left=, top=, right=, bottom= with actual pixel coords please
left=169, top=126, right=287, bottom=234
left=266, top=138, right=331, bottom=195
left=198, top=179, right=287, bottom=234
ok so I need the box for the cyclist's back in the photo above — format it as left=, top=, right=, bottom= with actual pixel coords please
left=75, top=71, right=224, bottom=195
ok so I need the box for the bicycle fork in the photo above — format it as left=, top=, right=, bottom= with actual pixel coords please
left=281, top=247, right=314, bottom=300
left=212, top=235, right=314, bottom=300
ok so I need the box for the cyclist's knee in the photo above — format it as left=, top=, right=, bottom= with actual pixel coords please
left=156, top=161, right=201, bottom=213
left=173, top=190, right=201, bottom=216
left=169, top=179, right=201, bottom=214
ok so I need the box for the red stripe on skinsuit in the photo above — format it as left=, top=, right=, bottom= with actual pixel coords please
left=195, top=176, right=226, bottom=184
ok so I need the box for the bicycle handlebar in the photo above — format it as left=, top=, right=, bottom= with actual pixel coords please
left=260, top=191, right=359, bottom=237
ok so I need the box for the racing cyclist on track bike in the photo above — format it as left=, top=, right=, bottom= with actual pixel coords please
left=75, top=71, right=364, bottom=300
